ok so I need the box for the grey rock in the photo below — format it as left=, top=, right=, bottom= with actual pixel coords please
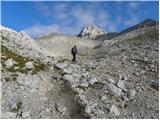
left=84, top=106, right=91, bottom=115
left=1, top=112, right=17, bottom=119
left=107, top=83, right=122, bottom=96
left=117, top=80, right=125, bottom=89
left=80, top=82, right=89, bottom=87
left=88, top=77, right=98, bottom=85
left=22, top=111, right=30, bottom=118
left=4, top=59, right=17, bottom=68
left=110, top=104, right=120, bottom=116
left=56, top=63, right=68, bottom=69
left=63, top=74, right=74, bottom=81
left=55, top=103, right=66, bottom=115
left=63, top=68, right=73, bottom=74
left=128, top=89, right=136, bottom=100
left=25, top=61, right=34, bottom=69
left=107, top=78, right=115, bottom=83
left=151, top=80, right=159, bottom=90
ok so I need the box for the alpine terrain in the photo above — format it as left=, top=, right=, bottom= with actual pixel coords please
left=1, top=19, right=159, bottom=119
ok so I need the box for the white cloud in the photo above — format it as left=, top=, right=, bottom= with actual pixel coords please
left=128, top=2, right=138, bottom=10
left=28, top=2, right=135, bottom=36
left=72, top=7, right=95, bottom=25
left=24, top=24, right=61, bottom=37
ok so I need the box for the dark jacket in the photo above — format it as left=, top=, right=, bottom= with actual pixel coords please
left=71, top=47, right=77, bottom=55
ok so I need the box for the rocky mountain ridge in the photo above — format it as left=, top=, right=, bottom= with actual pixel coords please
left=77, top=25, right=106, bottom=40
left=77, top=19, right=159, bottom=41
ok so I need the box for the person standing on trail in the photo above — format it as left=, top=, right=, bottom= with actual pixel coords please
left=71, top=45, right=77, bottom=62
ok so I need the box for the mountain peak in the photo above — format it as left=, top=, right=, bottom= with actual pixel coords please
left=77, top=25, right=106, bottom=39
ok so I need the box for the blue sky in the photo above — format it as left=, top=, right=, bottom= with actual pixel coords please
left=2, top=1, right=159, bottom=37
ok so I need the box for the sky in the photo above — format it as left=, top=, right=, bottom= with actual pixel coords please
left=1, top=1, right=159, bottom=37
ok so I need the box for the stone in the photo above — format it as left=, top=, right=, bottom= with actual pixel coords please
left=14, top=66, right=20, bottom=70
left=107, top=83, right=122, bottom=96
left=80, top=82, right=89, bottom=87
left=101, top=96, right=107, bottom=101
left=107, top=78, right=115, bottom=83
left=56, top=63, right=68, bottom=69
left=4, top=59, right=17, bottom=68
left=1, top=112, right=17, bottom=119
left=110, top=104, right=120, bottom=116
left=151, top=80, right=159, bottom=90
left=88, top=77, right=98, bottom=85
left=25, top=61, right=34, bottom=69
left=22, top=111, right=30, bottom=118
left=84, top=106, right=91, bottom=114
left=128, top=89, right=136, bottom=100
left=55, top=103, right=66, bottom=115
left=63, top=68, right=73, bottom=74
left=119, top=101, right=126, bottom=108
left=119, top=74, right=127, bottom=80
left=117, top=80, right=125, bottom=89
left=63, top=74, right=74, bottom=81
left=104, top=91, right=109, bottom=94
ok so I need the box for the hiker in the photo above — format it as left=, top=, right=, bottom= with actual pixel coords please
left=71, top=45, right=77, bottom=62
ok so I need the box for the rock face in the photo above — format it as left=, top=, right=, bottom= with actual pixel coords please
left=1, top=26, right=52, bottom=63
left=77, top=25, right=106, bottom=39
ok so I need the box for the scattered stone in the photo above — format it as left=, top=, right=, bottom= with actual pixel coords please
left=55, top=103, right=66, bottom=115
left=150, top=80, right=159, bottom=90
left=63, top=68, right=73, bottom=74
left=80, top=82, right=89, bottom=87
left=4, top=59, right=17, bottom=68
left=1, top=112, right=17, bottom=119
left=56, top=63, right=68, bottom=69
left=117, top=80, right=125, bottom=89
left=14, top=66, right=20, bottom=70
left=107, top=83, right=122, bottom=96
left=127, top=89, right=136, bottom=100
left=22, top=111, right=30, bottom=118
left=25, top=61, right=34, bottom=69
left=107, top=78, right=115, bottom=83
left=88, top=77, right=98, bottom=85
left=110, top=104, right=120, bottom=116
left=63, top=74, right=74, bottom=81
left=84, top=106, right=91, bottom=115
left=101, top=95, right=107, bottom=101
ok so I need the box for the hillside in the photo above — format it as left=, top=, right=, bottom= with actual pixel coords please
left=36, top=34, right=102, bottom=58
left=1, top=19, right=159, bottom=119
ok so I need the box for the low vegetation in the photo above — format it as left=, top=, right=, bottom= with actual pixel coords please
left=1, top=45, right=45, bottom=74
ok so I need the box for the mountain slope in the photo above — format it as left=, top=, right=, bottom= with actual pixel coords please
left=94, top=19, right=159, bottom=41
left=120, top=19, right=159, bottom=34
left=1, top=19, right=159, bottom=119
left=36, top=34, right=102, bottom=58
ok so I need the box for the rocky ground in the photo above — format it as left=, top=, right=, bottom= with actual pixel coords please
left=1, top=20, right=159, bottom=119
